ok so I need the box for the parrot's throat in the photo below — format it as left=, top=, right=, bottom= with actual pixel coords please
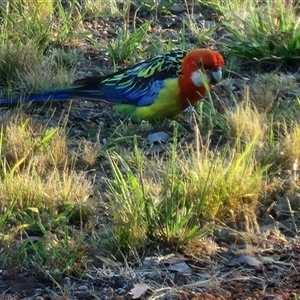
left=178, top=74, right=209, bottom=109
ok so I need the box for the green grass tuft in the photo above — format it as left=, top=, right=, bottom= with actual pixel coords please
left=221, top=0, right=300, bottom=62
left=104, top=126, right=268, bottom=256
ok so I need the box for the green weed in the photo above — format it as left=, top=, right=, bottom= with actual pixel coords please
left=106, top=21, right=152, bottom=66
left=140, top=0, right=177, bottom=15
left=104, top=125, right=268, bottom=257
left=221, top=0, right=300, bottom=62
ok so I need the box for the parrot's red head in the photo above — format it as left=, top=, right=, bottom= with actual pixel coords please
left=178, top=49, right=225, bottom=108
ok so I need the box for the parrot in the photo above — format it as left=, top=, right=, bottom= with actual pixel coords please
left=0, top=49, right=224, bottom=122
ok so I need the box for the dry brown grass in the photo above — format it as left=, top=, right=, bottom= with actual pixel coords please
left=0, top=110, right=92, bottom=212
left=20, top=0, right=53, bottom=18
left=225, top=102, right=267, bottom=144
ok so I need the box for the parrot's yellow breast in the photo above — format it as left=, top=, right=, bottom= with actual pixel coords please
left=132, top=78, right=183, bottom=122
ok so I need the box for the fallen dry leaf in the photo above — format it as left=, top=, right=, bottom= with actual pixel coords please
left=130, top=283, right=149, bottom=299
left=237, top=255, right=262, bottom=267
left=168, top=261, right=192, bottom=274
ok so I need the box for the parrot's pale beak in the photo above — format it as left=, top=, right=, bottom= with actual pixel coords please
left=210, top=67, right=222, bottom=84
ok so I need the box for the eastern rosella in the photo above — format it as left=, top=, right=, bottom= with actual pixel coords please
left=0, top=49, right=224, bottom=122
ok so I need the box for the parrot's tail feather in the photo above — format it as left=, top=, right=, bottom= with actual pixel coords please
left=68, top=92, right=109, bottom=103
left=25, top=93, right=71, bottom=102
left=0, top=86, right=109, bottom=105
left=0, top=93, right=71, bottom=105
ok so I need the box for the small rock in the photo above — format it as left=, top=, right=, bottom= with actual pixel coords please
left=170, top=4, right=186, bottom=13
left=78, top=284, right=89, bottom=291
left=198, top=19, right=216, bottom=28
left=147, top=131, right=169, bottom=143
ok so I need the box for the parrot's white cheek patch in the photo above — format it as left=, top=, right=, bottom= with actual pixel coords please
left=190, top=71, right=208, bottom=87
